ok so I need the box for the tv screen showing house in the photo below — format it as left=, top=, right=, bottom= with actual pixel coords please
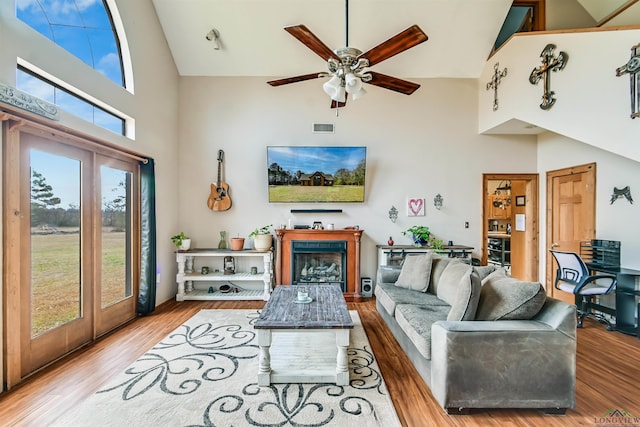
left=267, top=146, right=366, bottom=203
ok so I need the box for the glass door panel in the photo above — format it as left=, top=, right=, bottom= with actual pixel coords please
left=29, top=149, right=82, bottom=337
left=19, top=135, right=92, bottom=378
left=100, top=165, right=132, bottom=308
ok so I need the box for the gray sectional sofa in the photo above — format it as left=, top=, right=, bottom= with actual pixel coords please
left=375, top=253, right=577, bottom=414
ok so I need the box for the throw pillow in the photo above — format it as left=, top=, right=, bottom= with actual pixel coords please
left=436, top=261, right=473, bottom=306
left=428, top=254, right=454, bottom=294
left=447, top=271, right=482, bottom=321
left=475, top=270, right=547, bottom=320
left=473, top=265, right=497, bottom=281
left=394, top=253, right=433, bottom=292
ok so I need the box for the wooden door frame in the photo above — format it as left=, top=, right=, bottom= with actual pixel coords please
left=482, top=173, right=539, bottom=279
left=545, top=163, right=596, bottom=296
left=2, top=120, right=141, bottom=388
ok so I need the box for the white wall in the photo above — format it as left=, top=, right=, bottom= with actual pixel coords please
left=479, top=28, right=640, bottom=163
left=537, top=132, right=640, bottom=284
left=177, top=76, right=537, bottom=281
left=546, top=0, right=596, bottom=29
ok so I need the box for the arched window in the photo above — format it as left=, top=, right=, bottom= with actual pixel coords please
left=16, top=0, right=125, bottom=87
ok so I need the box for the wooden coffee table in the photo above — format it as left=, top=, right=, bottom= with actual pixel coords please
left=254, top=284, right=354, bottom=386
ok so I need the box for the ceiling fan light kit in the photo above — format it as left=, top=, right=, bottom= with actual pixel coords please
left=323, top=76, right=345, bottom=102
left=267, top=0, right=428, bottom=109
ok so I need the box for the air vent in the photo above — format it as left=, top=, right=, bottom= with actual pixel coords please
left=312, top=123, right=335, bottom=133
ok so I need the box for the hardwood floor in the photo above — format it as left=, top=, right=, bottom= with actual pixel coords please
left=1, top=298, right=639, bottom=426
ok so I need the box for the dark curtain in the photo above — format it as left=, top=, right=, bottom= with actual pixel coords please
left=138, top=158, right=157, bottom=315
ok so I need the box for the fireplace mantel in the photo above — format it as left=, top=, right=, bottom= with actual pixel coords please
left=275, top=229, right=364, bottom=301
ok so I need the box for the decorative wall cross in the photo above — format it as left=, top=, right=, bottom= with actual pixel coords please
left=529, top=44, right=568, bottom=110
left=486, top=62, right=508, bottom=111
left=615, top=43, right=640, bottom=119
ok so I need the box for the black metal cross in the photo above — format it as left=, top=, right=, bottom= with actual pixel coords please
left=529, top=44, right=568, bottom=110
left=616, top=43, right=640, bottom=119
left=486, top=62, right=507, bottom=111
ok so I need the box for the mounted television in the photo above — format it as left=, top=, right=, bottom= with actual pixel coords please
left=267, top=146, right=366, bottom=203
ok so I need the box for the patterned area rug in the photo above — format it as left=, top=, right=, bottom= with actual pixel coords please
left=54, top=309, right=401, bottom=427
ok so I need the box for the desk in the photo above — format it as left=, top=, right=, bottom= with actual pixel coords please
left=587, top=264, right=640, bottom=337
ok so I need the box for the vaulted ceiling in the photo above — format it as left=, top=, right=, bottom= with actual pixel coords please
left=151, top=0, right=513, bottom=79
left=151, top=0, right=640, bottom=80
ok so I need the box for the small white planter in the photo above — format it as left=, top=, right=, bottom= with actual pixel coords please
left=253, top=234, right=272, bottom=251
left=179, top=238, right=191, bottom=251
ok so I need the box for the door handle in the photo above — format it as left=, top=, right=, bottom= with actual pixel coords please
left=551, top=243, right=559, bottom=248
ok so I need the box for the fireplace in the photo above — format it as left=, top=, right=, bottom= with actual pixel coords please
left=275, top=228, right=363, bottom=300
left=291, top=240, right=347, bottom=290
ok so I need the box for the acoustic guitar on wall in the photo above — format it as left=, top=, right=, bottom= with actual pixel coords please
left=207, top=149, right=231, bottom=211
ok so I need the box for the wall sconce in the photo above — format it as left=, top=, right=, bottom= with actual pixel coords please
left=205, top=28, right=222, bottom=50
left=433, top=194, right=443, bottom=210
left=388, top=206, right=398, bottom=223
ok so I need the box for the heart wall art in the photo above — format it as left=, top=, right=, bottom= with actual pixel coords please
left=407, top=197, right=425, bottom=216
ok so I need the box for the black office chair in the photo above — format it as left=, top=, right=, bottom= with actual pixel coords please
left=550, top=250, right=617, bottom=330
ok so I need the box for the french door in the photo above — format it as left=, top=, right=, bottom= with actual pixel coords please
left=4, top=124, right=139, bottom=386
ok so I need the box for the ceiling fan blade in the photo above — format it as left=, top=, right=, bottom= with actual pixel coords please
left=358, top=25, right=428, bottom=66
left=367, top=71, right=420, bottom=95
left=267, top=73, right=323, bottom=86
left=284, top=25, right=341, bottom=62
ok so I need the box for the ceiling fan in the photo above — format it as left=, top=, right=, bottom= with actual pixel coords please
left=267, top=1, right=428, bottom=108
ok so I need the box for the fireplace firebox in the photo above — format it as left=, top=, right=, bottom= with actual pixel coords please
left=291, top=241, right=347, bottom=290
left=275, top=228, right=364, bottom=301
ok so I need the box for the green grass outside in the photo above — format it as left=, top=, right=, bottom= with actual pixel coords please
left=31, top=231, right=128, bottom=336
left=268, top=185, right=364, bottom=202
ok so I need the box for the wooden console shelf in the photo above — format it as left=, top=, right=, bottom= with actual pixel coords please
left=275, top=228, right=364, bottom=301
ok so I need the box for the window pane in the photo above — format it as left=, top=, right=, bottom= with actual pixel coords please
left=16, top=70, right=54, bottom=103
left=101, top=165, right=132, bottom=308
left=30, top=149, right=82, bottom=337
left=94, top=108, right=124, bottom=134
left=51, top=25, right=93, bottom=66
left=56, top=89, right=93, bottom=122
left=16, top=68, right=125, bottom=135
left=16, top=0, right=124, bottom=86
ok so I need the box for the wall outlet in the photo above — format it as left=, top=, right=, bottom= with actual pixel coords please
left=464, top=221, right=469, bottom=229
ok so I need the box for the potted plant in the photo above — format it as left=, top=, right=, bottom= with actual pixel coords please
left=171, top=232, right=191, bottom=251
left=429, top=237, right=444, bottom=252
left=230, top=235, right=245, bottom=251
left=402, top=226, right=430, bottom=247
left=249, top=224, right=273, bottom=251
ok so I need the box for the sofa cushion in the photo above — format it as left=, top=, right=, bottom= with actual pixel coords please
left=447, top=271, right=482, bottom=321
left=377, top=265, right=402, bottom=284
left=375, top=282, right=448, bottom=317
left=473, top=265, right=496, bottom=281
left=475, top=269, right=547, bottom=320
left=395, top=303, right=450, bottom=360
left=436, top=261, right=473, bottom=306
left=428, top=254, right=455, bottom=294
left=395, top=253, right=432, bottom=292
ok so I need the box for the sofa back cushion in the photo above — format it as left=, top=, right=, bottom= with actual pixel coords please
left=428, top=254, right=455, bottom=294
left=472, top=265, right=496, bottom=281
left=447, top=271, right=482, bottom=321
left=436, top=261, right=472, bottom=306
left=475, top=269, right=547, bottom=320
left=394, top=253, right=433, bottom=292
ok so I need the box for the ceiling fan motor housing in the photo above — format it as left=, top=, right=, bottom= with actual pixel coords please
left=328, top=47, right=371, bottom=82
